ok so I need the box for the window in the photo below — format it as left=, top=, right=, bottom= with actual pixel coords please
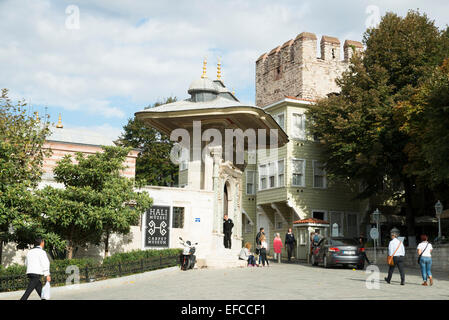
left=179, top=148, right=189, bottom=171
left=274, top=113, right=285, bottom=131
left=313, top=161, right=326, bottom=188
left=172, top=207, right=185, bottom=229
left=246, top=170, right=256, bottom=195
left=268, top=162, right=276, bottom=188
left=292, top=113, right=306, bottom=139
left=299, top=229, right=306, bottom=245
left=259, top=164, right=267, bottom=190
left=292, top=159, right=305, bottom=187
left=312, top=211, right=325, bottom=220
left=330, top=212, right=344, bottom=237
left=258, top=160, right=285, bottom=190
left=245, top=217, right=252, bottom=233
left=275, top=213, right=283, bottom=229
left=277, top=160, right=284, bottom=187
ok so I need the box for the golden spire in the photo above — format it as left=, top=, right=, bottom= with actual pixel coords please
left=56, top=114, right=63, bottom=128
left=217, top=57, right=221, bottom=80
left=232, top=88, right=235, bottom=95
left=201, top=57, right=207, bottom=79
left=35, top=111, right=39, bottom=122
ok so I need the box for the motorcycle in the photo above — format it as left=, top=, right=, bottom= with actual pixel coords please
left=179, top=237, right=198, bottom=271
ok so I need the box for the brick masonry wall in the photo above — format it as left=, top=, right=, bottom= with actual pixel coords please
left=365, top=246, right=449, bottom=271
left=255, top=32, right=363, bottom=107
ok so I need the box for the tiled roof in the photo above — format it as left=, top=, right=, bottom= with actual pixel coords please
left=293, top=218, right=330, bottom=225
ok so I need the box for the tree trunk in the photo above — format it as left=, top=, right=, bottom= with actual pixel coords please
left=67, top=242, right=74, bottom=260
left=404, top=178, right=416, bottom=247
left=0, top=241, right=3, bottom=267
left=104, top=232, right=110, bottom=259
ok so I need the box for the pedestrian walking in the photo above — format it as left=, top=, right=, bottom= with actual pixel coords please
left=273, top=233, right=283, bottom=263
left=259, top=235, right=269, bottom=267
left=223, top=214, right=234, bottom=249
left=255, top=227, right=265, bottom=265
left=239, top=242, right=257, bottom=266
left=385, top=228, right=406, bottom=285
left=285, top=228, right=296, bottom=262
left=20, top=237, right=51, bottom=300
left=358, top=233, right=371, bottom=265
left=417, top=234, right=433, bottom=286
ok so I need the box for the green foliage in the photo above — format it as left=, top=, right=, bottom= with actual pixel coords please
left=37, top=146, right=153, bottom=259
left=117, top=97, right=178, bottom=187
left=50, top=258, right=99, bottom=272
left=0, top=88, right=51, bottom=264
left=306, top=10, right=449, bottom=235
left=0, top=263, right=26, bottom=276
left=103, top=248, right=182, bottom=265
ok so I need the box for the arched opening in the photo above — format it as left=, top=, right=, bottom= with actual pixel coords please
left=223, top=183, right=229, bottom=218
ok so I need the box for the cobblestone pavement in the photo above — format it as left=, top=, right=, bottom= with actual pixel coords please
left=2, top=262, right=449, bottom=300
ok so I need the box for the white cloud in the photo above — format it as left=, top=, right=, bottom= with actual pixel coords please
left=1, top=0, right=448, bottom=129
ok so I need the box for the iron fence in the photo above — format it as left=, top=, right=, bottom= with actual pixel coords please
left=0, top=254, right=179, bottom=292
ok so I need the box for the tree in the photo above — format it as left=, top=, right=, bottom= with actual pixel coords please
left=38, top=146, right=152, bottom=259
left=306, top=11, right=449, bottom=240
left=0, top=89, right=51, bottom=265
left=117, top=97, right=178, bottom=186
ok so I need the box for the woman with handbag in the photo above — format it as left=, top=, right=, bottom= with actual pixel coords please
left=259, top=235, right=269, bottom=267
left=417, top=234, right=433, bottom=286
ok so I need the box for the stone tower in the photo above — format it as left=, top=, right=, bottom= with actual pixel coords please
left=255, top=32, right=363, bottom=106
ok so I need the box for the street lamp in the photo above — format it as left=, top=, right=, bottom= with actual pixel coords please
left=435, top=200, right=443, bottom=239
left=373, top=208, right=381, bottom=246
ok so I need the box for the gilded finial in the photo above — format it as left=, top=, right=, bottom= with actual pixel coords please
left=35, top=111, right=39, bottom=122
left=201, top=57, right=207, bottom=79
left=217, top=57, right=221, bottom=80
left=56, top=114, right=63, bottom=128
left=232, top=88, right=235, bottom=95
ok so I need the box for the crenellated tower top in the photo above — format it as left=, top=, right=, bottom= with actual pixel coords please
left=255, top=32, right=363, bottom=106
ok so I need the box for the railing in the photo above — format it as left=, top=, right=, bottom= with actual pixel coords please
left=0, top=254, right=179, bottom=293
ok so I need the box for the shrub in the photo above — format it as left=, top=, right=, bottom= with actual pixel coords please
left=102, top=248, right=182, bottom=265
left=0, top=263, right=26, bottom=276
left=50, top=258, right=99, bottom=272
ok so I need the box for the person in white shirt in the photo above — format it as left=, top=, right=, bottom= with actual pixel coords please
left=20, top=238, right=51, bottom=300
left=417, top=234, right=433, bottom=286
left=384, top=228, right=406, bottom=285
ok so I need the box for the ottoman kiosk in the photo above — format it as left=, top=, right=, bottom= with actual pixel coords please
left=135, top=61, right=288, bottom=268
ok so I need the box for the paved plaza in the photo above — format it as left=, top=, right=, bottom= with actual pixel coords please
left=2, top=263, right=449, bottom=300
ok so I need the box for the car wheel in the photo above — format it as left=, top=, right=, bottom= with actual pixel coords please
left=323, top=256, right=329, bottom=268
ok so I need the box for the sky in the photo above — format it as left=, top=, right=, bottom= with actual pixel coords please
left=1, top=0, right=449, bottom=141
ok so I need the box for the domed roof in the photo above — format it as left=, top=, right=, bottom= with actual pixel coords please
left=188, top=77, right=219, bottom=94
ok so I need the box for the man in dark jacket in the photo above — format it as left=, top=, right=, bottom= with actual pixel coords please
left=223, top=214, right=234, bottom=249
left=255, top=228, right=265, bottom=265
left=285, top=228, right=296, bottom=262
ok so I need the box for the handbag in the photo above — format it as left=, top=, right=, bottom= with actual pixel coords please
left=417, top=243, right=429, bottom=264
left=387, top=240, right=402, bottom=266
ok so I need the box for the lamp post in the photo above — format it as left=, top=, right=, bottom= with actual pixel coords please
left=371, top=208, right=381, bottom=264
left=373, top=208, right=381, bottom=246
left=435, top=200, right=443, bottom=239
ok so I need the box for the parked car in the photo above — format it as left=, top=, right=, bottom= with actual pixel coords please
left=310, top=237, right=365, bottom=269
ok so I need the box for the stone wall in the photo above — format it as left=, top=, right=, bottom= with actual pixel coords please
left=365, top=246, right=449, bottom=272
left=255, top=32, right=363, bottom=107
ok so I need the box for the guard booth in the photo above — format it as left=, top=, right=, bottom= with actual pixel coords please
left=293, top=218, right=330, bottom=263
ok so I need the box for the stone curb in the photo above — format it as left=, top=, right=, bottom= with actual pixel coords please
left=0, top=266, right=180, bottom=300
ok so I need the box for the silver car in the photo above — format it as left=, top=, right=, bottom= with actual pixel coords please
left=310, top=237, right=365, bottom=269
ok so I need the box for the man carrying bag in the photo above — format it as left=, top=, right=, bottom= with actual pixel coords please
left=20, top=237, right=51, bottom=300
left=385, top=228, right=406, bottom=285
